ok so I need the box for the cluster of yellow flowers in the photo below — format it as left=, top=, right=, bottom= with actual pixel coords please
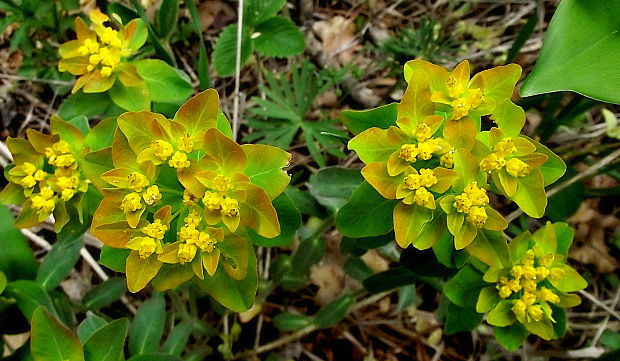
left=480, top=137, right=530, bottom=177
left=496, top=249, right=564, bottom=322
left=397, top=123, right=452, bottom=166
left=126, top=220, right=167, bottom=259
left=401, top=169, right=438, bottom=208
left=453, top=183, right=490, bottom=227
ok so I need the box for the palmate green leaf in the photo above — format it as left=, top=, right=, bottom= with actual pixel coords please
left=31, top=307, right=84, bottom=361
left=84, top=318, right=129, bottom=361
left=336, top=182, right=398, bottom=238
left=254, top=16, right=304, bottom=57
left=520, top=0, right=620, bottom=104
left=341, top=103, right=398, bottom=135
left=129, top=294, right=166, bottom=356
left=443, top=265, right=486, bottom=308
left=195, top=241, right=257, bottom=312
left=213, top=24, right=253, bottom=77
left=135, top=59, right=192, bottom=104
left=0, top=205, right=37, bottom=281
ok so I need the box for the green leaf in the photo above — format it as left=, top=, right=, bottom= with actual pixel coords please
left=195, top=242, right=257, bottom=312
left=108, top=3, right=139, bottom=23
left=162, top=320, right=194, bottom=356
left=399, top=247, right=457, bottom=278
left=36, top=231, right=84, bottom=291
left=78, top=311, right=108, bottom=343
left=600, top=330, right=620, bottom=351
left=99, top=246, right=130, bottom=273
left=343, top=257, right=373, bottom=281
left=281, top=235, right=325, bottom=291
left=68, top=116, right=90, bottom=136
left=82, top=278, right=126, bottom=310
left=547, top=171, right=584, bottom=222
left=213, top=24, right=253, bottom=77
left=85, top=118, right=117, bottom=152
left=0, top=205, right=37, bottom=281
left=0, top=271, right=6, bottom=294
left=442, top=298, right=483, bottom=335
left=6, top=280, right=57, bottom=321
left=554, top=222, right=574, bottom=257
left=510, top=169, right=547, bottom=218
left=465, top=230, right=510, bottom=268
left=30, top=307, right=84, bottom=361
left=84, top=318, right=129, bottom=361
left=186, top=0, right=210, bottom=89
left=129, top=294, right=166, bottom=356
left=128, top=354, right=184, bottom=361
left=494, top=323, right=528, bottom=351
left=134, top=59, right=192, bottom=103
left=273, top=313, right=312, bottom=332
left=337, top=182, right=398, bottom=238
left=363, top=267, right=418, bottom=293
left=254, top=16, right=304, bottom=57
left=58, top=92, right=122, bottom=120
left=443, top=265, right=486, bottom=308
left=307, top=167, right=364, bottom=213
left=476, top=286, right=500, bottom=313
left=157, top=0, right=179, bottom=39
left=520, top=0, right=620, bottom=104
left=108, top=81, right=151, bottom=111
left=313, top=294, right=355, bottom=328
left=487, top=300, right=516, bottom=327
left=240, top=143, right=291, bottom=199
left=249, top=193, right=301, bottom=247
left=341, top=103, right=398, bottom=135
left=246, top=0, right=285, bottom=25
left=529, top=137, right=566, bottom=186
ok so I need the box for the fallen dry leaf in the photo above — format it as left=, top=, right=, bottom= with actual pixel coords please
left=312, top=16, right=360, bottom=65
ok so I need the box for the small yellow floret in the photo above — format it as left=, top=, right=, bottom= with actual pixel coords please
left=54, top=154, right=77, bottom=168
left=527, top=305, right=543, bottom=321
left=212, top=175, right=233, bottom=192
left=178, top=243, right=197, bottom=263
left=142, top=219, right=168, bottom=240
left=220, top=197, right=239, bottom=217
left=535, top=266, right=550, bottom=279
left=131, top=237, right=161, bottom=259
left=510, top=265, right=523, bottom=279
left=499, top=286, right=512, bottom=298
left=33, top=170, right=47, bottom=181
left=151, top=140, right=174, bottom=161
left=522, top=292, right=537, bottom=306
left=417, top=139, right=440, bottom=160
left=127, top=172, right=149, bottom=192
left=142, top=185, right=162, bottom=206
left=414, top=123, right=433, bottom=142
left=202, top=191, right=223, bottom=211
left=466, top=206, right=487, bottom=227
left=507, top=279, right=522, bottom=293
left=446, top=76, right=465, bottom=98
left=549, top=268, right=565, bottom=281
left=480, top=153, right=506, bottom=172
left=412, top=188, right=434, bottom=208
left=493, top=138, right=516, bottom=157
left=184, top=210, right=203, bottom=228
left=120, top=192, right=142, bottom=213
left=404, top=169, right=437, bottom=190
left=512, top=300, right=526, bottom=316
left=179, top=224, right=199, bottom=242
left=522, top=279, right=537, bottom=293
left=21, top=175, right=37, bottom=188
left=540, top=254, right=555, bottom=267
left=100, top=66, right=112, bottom=77
left=522, top=265, right=537, bottom=280
left=506, top=158, right=530, bottom=177
left=178, top=134, right=193, bottom=153
left=22, top=162, right=36, bottom=175
left=538, top=288, right=560, bottom=304
left=168, top=151, right=190, bottom=169
left=183, top=189, right=198, bottom=206
left=440, top=150, right=454, bottom=168
left=399, top=144, right=419, bottom=163
left=195, top=232, right=217, bottom=252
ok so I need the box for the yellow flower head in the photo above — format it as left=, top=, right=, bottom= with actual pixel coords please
left=399, top=144, right=419, bottom=163
left=220, top=197, right=239, bottom=217
left=152, top=140, right=174, bottom=161
left=527, top=305, right=543, bottom=321
left=480, top=153, right=506, bottom=172
left=493, top=138, right=516, bottom=157
left=127, top=172, right=149, bottom=192
left=178, top=134, right=194, bottom=153
left=412, top=188, right=434, bottom=208
left=440, top=149, right=455, bottom=168
left=506, top=158, right=530, bottom=178
left=142, top=185, right=162, bottom=206
left=512, top=300, right=526, bottom=316
left=212, top=175, right=233, bottom=192
left=120, top=192, right=142, bottom=214
left=169, top=151, right=190, bottom=169
left=414, top=122, right=433, bottom=142
left=466, top=206, right=487, bottom=227
left=202, top=191, right=223, bottom=211
left=142, top=219, right=168, bottom=240
left=195, top=232, right=217, bottom=252
left=177, top=242, right=197, bottom=263
left=128, top=236, right=162, bottom=259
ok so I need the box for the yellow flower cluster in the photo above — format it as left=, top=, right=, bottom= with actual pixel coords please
left=398, top=123, right=450, bottom=163
left=480, top=138, right=531, bottom=177
left=403, top=169, right=437, bottom=208
left=76, top=16, right=131, bottom=77
left=177, top=211, right=218, bottom=263
left=31, top=187, right=56, bottom=217
left=496, top=249, right=563, bottom=322
left=126, top=219, right=168, bottom=259
left=454, top=183, right=489, bottom=227
left=445, top=76, right=484, bottom=120
left=146, top=137, right=195, bottom=170
left=16, top=162, right=46, bottom=189
left=202, top=190, right=239, bottom=218
left=119, top=178, right=161, bottom=214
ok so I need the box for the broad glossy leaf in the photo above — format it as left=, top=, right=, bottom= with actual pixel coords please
left=109, top=81, right=151, bottom=111
left=85, top=117, right=117, bottom=152
left=393, top=203, right=432, bottom=248
left=397, top=70, right=434, bottom=132
left=510, top=169, right=547, bottom=218
left=494, top=323, right=528, bottom=351
left=240, top=184, right=280, bottom=238
left=476, top=286, right=500, bottom=313
left=31, top=307, right=84, bottom=361
left=249, top=193, right=300, bottom=247
left=126, top=252, right=162, bottom=293
left=241, top=144, right=290, bottom=199
left=487, top=300, right=516, bottom=327
left=465, top=230, right=509, bottom=268
left=491, top=99, right=525, bottom=138
left=173, top=89, right=219, bottom=137
left=307, top=167, right=363, bottom=213
left=336, top=182, right=398, bottom=237
left=520, top=0, right=620, bottom=104
left=341, top=103, right=398, bottom=135
left=443, top=265, right=486, bottom=308
left=549, top=264, right=588, bottom=292
left=6, top=280, right=57, bottom=321
left=129, top=294, right=166, bottom=356
left=0, top=205, right=37, bottom=281
left=135, top=59, right=192, bottom=104
left=348, top=126, right=406, bottom=164
left=361, top=162, right=400, bottom=199
left=442, top=298, right=483, bottom=335
left=36, top=230, right=83, bottom=291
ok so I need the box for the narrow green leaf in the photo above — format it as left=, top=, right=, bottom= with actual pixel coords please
left=313, top=295, right=354, bottom=328
left=78, top=311, right=108, bottom=343
left=157, top=0, right=179, bottom=39
left=162, top=320, right=194, bottom=356
left=36, top=232, right=84, bottom=291
left=6, top=280, right=57, bottom=321
left=273, top=313, right=312, bottom=332
left=129, top=294, right=166, bottom=356
left=83, top=278, right=126, bottom=310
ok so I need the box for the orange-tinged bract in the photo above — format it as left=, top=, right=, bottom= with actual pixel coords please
left=348, top=60, right=566, bottom=266
left=91, top=89, right=291, bottom=293
left=58, top=10, right=147, bottom=94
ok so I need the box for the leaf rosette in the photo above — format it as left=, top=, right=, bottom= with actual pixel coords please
left=91, top=90, right=291, bottom=295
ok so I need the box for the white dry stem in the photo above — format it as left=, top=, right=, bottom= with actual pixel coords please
left=232, top=0, right=244, bottom=141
